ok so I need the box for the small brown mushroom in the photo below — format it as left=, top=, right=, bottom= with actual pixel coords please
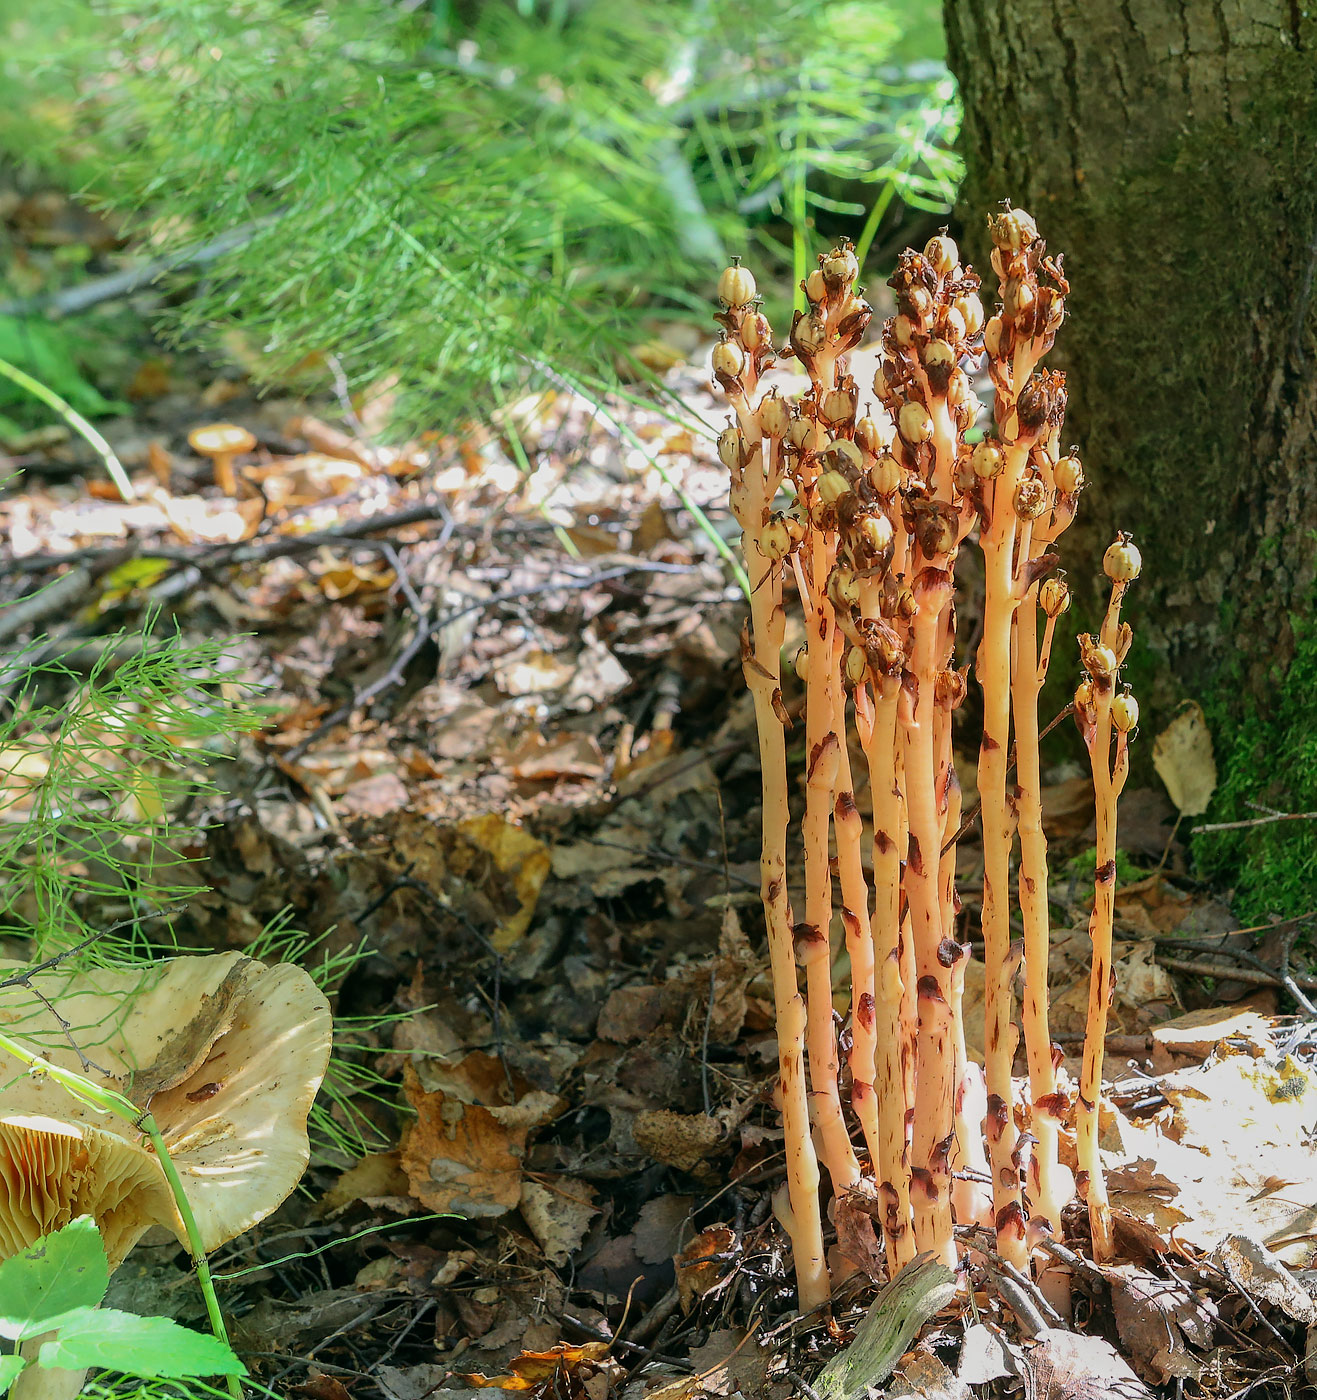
left=187, top=423, right=256, bottom=497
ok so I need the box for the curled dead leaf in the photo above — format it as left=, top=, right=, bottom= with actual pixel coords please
left=1152, top=702, right=1217, bottom=817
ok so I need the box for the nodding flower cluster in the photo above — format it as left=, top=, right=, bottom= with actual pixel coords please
left=713, top=210, right=1139, bottom=1311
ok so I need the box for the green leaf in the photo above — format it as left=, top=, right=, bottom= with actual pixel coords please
left=0, top=1217, right=109, bottom=1341
left=0, top=1354, right=27, bottom=1396
left=36, top=1309, right=246, bottom=1380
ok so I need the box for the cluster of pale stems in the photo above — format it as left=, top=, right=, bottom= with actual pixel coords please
left=713, top=207, right=1140, bottom=1312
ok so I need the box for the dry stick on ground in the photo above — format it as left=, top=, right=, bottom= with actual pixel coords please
left=1074, top=535, right=1141, bottom=1261
left=715, top=264, right=828, bottom=1311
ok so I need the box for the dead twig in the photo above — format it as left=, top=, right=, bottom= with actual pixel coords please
left=1155, top=955, right=1317, bottom=995
left=1192, top=808, right=1317, bottom=834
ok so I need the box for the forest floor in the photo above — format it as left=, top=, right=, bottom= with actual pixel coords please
left=2, top=201, right=1316, bottom=1400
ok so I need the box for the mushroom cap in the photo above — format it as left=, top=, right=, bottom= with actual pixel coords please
left=0, top=953, right=332, bottom=1258
left=0, top=1116, right=176, bottom=1269
left=186, top=423, right=256, bottom=457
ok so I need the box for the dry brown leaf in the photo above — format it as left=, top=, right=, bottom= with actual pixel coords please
left=458, top=1341, right=612, bottom=1392
left=494, top=647, right=576, bottom=696
left=519, top=1178, right=599, bottom=1266
left=684, top=1328, right=769, bottom=1400
left=675, top=1225, right=736, bottom=1311
left=322, top=1150, right=412, bottom=1214
left=1021, top=1328, right=1152, bottom=1399
left=507, top=730, right=606, bottom=782
left=456, top=813, right=551, bottom=951
left=1107, top=1053, right=1317, bottom=1261
left=633, top=1194, right=693, bottom=1264
left=957, top=1322, right=1019, bottom=1386
left=1151, top=1003, right=1275, bottom=1060
left=1209, top=1234, right=1317, bottom=1323
left=1106, top=1266, right=1215, bottom=1384
left=399, top=1061, right=559, bottom=1218
left=1152, top=702, right=1217, bottom=817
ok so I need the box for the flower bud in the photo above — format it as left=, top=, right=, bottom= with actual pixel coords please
left=904, top=286, right=933, bottom=321
left=939, top=306, right=967, bottom=343
left=793, top=312, right=827, bottom=356
left=787, top=415, right=826, bottom=454
left=794, top=647, right=809, bottom=681
left=821, top=437, right=863, bottom=472
left=1081, top=637, right=1118, bottom=679
left=1103, top=535, right=1142, bottom=582
left=1039, top=577, right=1070, bottom=617
left=821, top=387, right=857, bottom=425
left=893, top=315, right=917, bottom=347
left=1074, top=679, right=1095, bottom=714
left=919, top=511, right=957, bottom=557
left=924, top=234, right=958, bottom=274
left=956, top=392, right=983, bottom=432
left=817, top=468, right=851, bottom=506
left=822, top=247, right=859, bottom=285
left=1054, top=454, right=1084, bottom=495
left=760, top=517, right=792, bottom=561
left=828, top=565, right=861, bottom=609
left=845, top=646, right=869, bottom=684
left=955, top=293, right=985, bottom=337
left=922, top=339, right=956, bottom=371
left=946, top=368, right=971, bottom=405
left=1111, top=692, right=1140, bottom=733
left=717, top=425, right=745, bottom=469
left=718, top=261, right=756, bottom=308
left=854, top=415, right=888, bottom=457
left=1014, top=477, right=1048, bottom=519
left=712, top=341, right=744, bottom=378
left=971, top=440, right=1005, bottom=479
left=983, top=315, right=1004, bottom=358
left=805, top=268, right=827, bottom=304
left=1017, top=377, right=1053, bottom=432
left=1003, top=278, right=1035, bottom=319
left=859, top=512, right=894, bottom=555
left=784, top=513, right=807, bottom=546
left=988, top=207, right=1039, bottom=251
left=758, top=394, right=790, bottom=440
left=869, top=453, right=902, bottom=496
left=873, top=360, right=896, bottom=398
left=897, top=401, right=934, bottom=444
left=741, top=311, right=771, bottom=351
left=936, top=667, right=967, bottom=708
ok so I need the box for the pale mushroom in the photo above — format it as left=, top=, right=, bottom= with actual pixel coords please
left=187, top=423, right=256, bottom=497
left=0, top=952, right=332, bottom=1398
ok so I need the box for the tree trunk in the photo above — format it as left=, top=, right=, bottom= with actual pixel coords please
left=944, top=1, right=1317, bottom=713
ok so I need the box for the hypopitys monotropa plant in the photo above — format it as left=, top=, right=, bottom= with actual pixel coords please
left=713, top=209, right=1139, bottom=1307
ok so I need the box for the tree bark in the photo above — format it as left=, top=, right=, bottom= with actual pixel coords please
left=944, top=1, right=1317, bottom=711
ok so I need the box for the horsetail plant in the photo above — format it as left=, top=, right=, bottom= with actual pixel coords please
left=713, top=208, right=1138, bottom=1305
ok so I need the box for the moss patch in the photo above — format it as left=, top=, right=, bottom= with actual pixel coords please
left=1194, top=604, right=1317, bottom=926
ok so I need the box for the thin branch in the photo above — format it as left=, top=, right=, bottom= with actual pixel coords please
left=1192, top=808, right=1317, bottom=834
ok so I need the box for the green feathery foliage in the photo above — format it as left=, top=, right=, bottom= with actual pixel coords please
left=0, top=0, right=958, bottom=432
left=0, top=619, right=254, bottom=960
